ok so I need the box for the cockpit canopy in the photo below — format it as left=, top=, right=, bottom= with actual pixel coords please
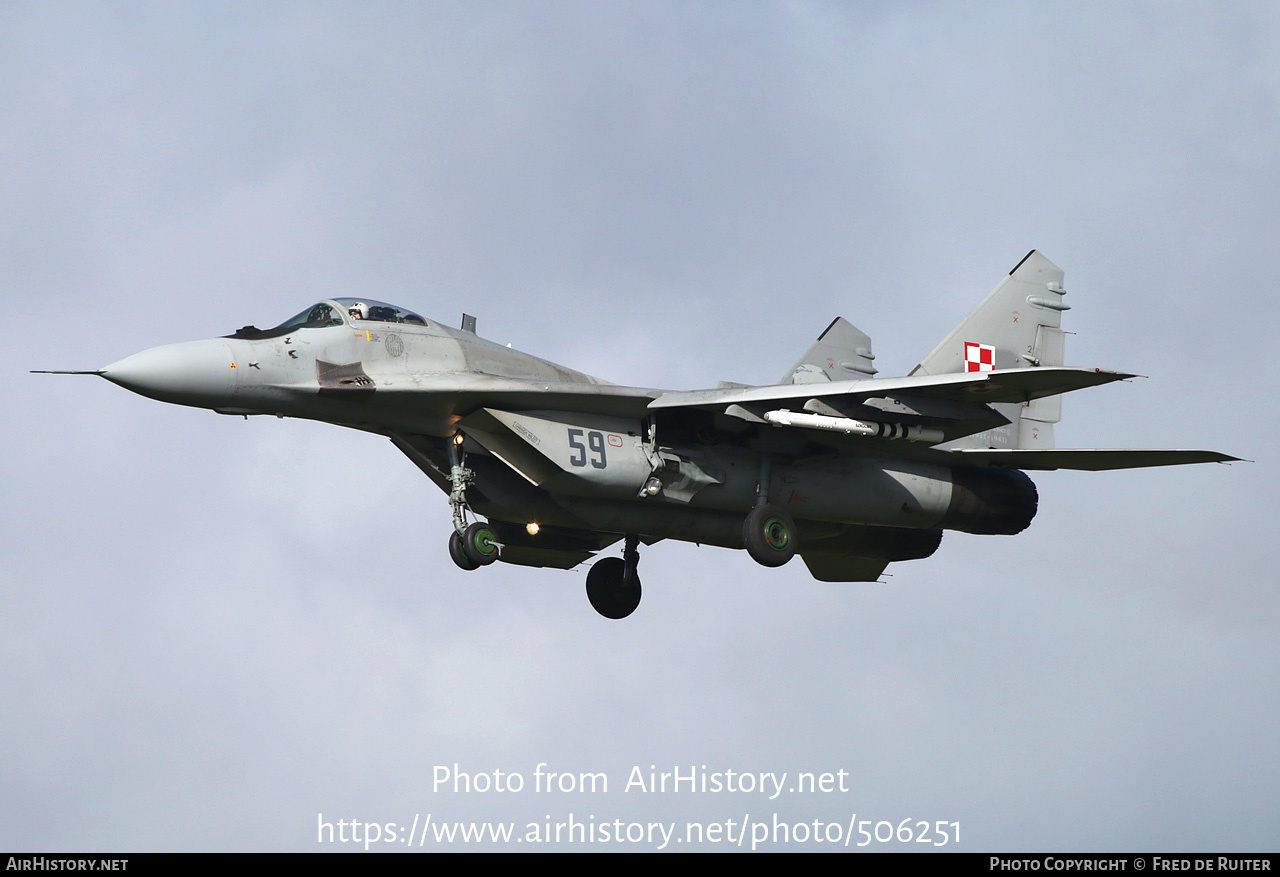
left=226, top=298, right=428, bottom=340
left=333, top=298, right=426, bottom=325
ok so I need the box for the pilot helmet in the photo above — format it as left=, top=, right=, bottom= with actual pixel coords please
left=348, top=302, right=368, bottom=320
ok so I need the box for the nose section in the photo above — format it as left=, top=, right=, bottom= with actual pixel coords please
left=102, top=339, right=235, bottom=408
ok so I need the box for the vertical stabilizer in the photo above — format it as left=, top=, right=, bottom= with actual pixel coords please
left=781, top=317, right=877, bottom=384
left=914, top=251, right=1069, bottom=449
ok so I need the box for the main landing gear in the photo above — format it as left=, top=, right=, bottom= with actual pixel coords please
left=742, top=455, right=799, bottom=568
left=742, top=504, right=799, bottom=567
left=586, top=534, right=641, bottom=619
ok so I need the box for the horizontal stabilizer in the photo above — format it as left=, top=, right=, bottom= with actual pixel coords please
left=949, top=449, right=1243, bottom=470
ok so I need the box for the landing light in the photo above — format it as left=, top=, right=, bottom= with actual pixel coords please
left=526, top=522, right=540, bottom=535
left=453, top=434, right=465, bottom=445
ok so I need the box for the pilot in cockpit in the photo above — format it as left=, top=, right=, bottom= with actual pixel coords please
left=348, top=302, right=368, bottom=321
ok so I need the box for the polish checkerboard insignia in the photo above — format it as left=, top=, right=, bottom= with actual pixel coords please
left=964, top=341, right=995, bottom=372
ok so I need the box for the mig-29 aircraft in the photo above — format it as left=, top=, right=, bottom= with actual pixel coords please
left=38, top=251, right=1237, bottom=618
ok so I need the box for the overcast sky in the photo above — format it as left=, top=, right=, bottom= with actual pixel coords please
left=3, top=1, right=1277, bottom=852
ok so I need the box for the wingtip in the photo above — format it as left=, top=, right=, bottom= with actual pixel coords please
left=1086, top=369, right=1144, bottom=381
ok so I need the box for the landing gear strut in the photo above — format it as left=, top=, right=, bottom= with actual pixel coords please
left=445, top=434, right=499, bottom=570
left=743, top=453, right=798, bottom=567
left=447, top=434, right=473, bottom=537
left=586, top=534, right=642, bottom=619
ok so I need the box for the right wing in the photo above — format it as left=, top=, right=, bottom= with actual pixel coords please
left=649, top=366, right=1135, bottom=413
left=947, top=449, right=1242, bottom=470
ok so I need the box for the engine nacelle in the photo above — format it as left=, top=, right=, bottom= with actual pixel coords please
left=687, top=456, right=1038, bottom=535
left=941, top=467, right=1039, bottom=535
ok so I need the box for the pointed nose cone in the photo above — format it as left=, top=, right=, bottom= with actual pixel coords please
left=102, top=339, right=235, bottom=408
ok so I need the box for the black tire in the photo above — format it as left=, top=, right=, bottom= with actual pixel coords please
left=449, top=530, right=480, bottom=571
left=462, top=522, right=499, bottom=566
left=743, top=504, right=798, bottom=567
left=585, top=557, right=642, bottom=619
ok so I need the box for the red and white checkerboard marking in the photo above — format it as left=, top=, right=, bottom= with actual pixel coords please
left=964, top=341, right=995, bottom=372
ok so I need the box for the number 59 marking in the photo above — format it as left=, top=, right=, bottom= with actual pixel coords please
left=567, top=429, right=607, bottom=469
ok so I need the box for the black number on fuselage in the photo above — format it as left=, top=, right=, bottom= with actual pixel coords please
left=568, top=429, right=586, bottom=467
left=567, top=429, right=607, bottom=469
left=588, top=431, right=607, bottom=469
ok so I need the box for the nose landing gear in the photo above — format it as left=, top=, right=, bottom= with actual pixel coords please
left=448, top=530, right=479, bottom=571
left=445, top=434, right=499, bottom=570
left=459, top=522, right=499, bottom=567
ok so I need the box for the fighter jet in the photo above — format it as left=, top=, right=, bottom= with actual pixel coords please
left=37, top=251, right=1237, bottom=618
